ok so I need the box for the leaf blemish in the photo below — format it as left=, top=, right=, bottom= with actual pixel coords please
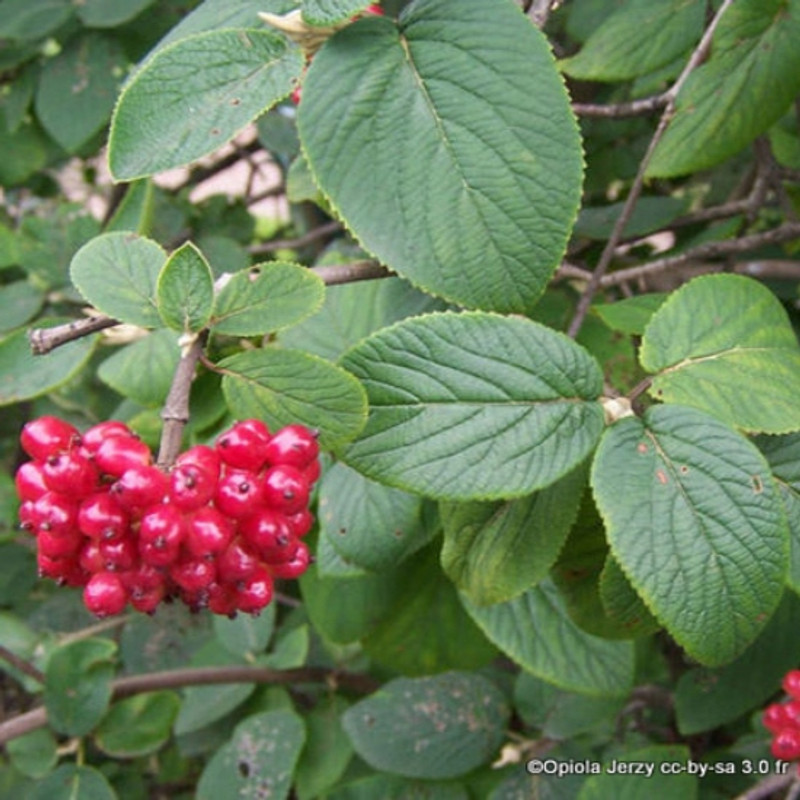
left=752, top=475, right=763, bottom=493
left=238, top=761, right=250, bottom=777
left=680, top=465, right=689, bottom=474
left=656, top=469, right=668, bottom=485
left=637, top=443, right=648, bottom=454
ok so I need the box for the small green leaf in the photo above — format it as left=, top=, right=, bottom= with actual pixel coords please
left=440, top=466, right=586, bottom=606
left=641, top=274, right=800, bottom=433
left=0, top=318, right=97, bottom=406
left=97, top=329, right=180, bottom=407
left=302, top=0, right=372, bottom=26
left=6, top=729, right=57, bottom=779
left=44, top=639, right=117, bottom=737
left=0, top=117, right=48, bottom=185
left=340, top=312, right=605, bottom=500
left=35, top=33, right=126, bottom=153
left=591, top=405, right=788, bottom=666
left=574, top=197, right=690, bottom=241
left=104, top=179, right=155, bottom=235
left=220, top=348, right=367, bottom=449
left=262, top=624, right=310, bottom=670
left=211, top=261, right=325, bottom=336
left=0, top=280, right=43, bottom=334
left=299, top=0, right=583, bottom=313
left=70, top=232, right=166, bottom=327
left=157, top=242, right=215, bottom=333
left=28, top=764, right=116, bottom=800
left=318, top=462, right=432, bottom=572
left=592, top=294, right=667, bottom=336
left=109, top=29, right=304, bottom=180
left=462, top=579, right=635, bottom=696
left=342, top=672, right=509, bottom=779
left=213, top=603, right=276, bottom=658
left=560, top=0, right=703, bottom=81
left=196, top=710, right=306, bottom=800
left=0, top=0, right=73, bottom=42
left=94, top=692, right=181, bottom=758
left=76, top=0, right=156, bottom=27
left=647, top=0, right=800, bottom=177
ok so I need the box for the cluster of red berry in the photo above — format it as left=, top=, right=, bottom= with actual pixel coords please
left=763, top=670, right=800, bottom=762
left=291, top=3, right=385, bottom=105
left=15, top=416, right=320, bottom=618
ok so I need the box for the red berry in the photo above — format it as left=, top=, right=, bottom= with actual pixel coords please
left=19, top=500, right=37, bottom=534
left=263, top=425, right=319, bottom=470
left=100, top=537, right=138, bottom=571
left=235, top=566, right=274, bottom=614
left=773, top=727, right=800, bottom=761
left=78, top=493, right=130, bottom=541
left=170, top=558, right=216, bottom=593
left=169, top=462, right=217, bottom=511
left=20, top=416, right=79, bottom=460
left=37, top=552, right=71, bottom=581
left=214, top=471, right=264, bottom=519
left=185, top=507, right=235, bottom=558
left=84, top=571, right=128, bottom=617
left=139, top=506, right=184, bottom=566
left=176, top=445, right=220, bottom=479
left=262, top=465, right=309, bottom=515
left=365, top=3, right=384, bottom=15
left=269, top=540, right=310, bottom=579
left=784, top=671, right=800, bottom=700
left=285, top=508, right=314, bottom=538
left=216, top=421, right=270, bottom=471
left=207, top=582, right=238, bottom=616
left=290, top=86, right=302, bottom=105
left=79, top=541, right=105, bottom=574
left=129, top=585, right=165, bottom=614
left=31, top=492, right=78, bottom=537
left=240, top=509, right=298, bottom=563
left=37, top=528, right=83, bottom=559
left=217, top=538, right=259, bottom=583
left=111, top=465, right=168, bottom=511
left=95, top=435, right=152, bottom=477
left=80, top=421, right=132, bottom=454
left=15, top=461, right=49, bottom=502
left=42, top=451, right=99, bottom=498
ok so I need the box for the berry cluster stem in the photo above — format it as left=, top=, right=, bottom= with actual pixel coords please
left=157, top=331, right=208, bottom=470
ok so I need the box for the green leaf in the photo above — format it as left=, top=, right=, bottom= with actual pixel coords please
left=44, top=638, right=117, bottom=737
left=462, top=579, right=635, bottom=696
left=0, top=0, right=73, bottom=42
left=591, top=405, right=788, bottom=666
left=592, top=294, right=667, bottom=336
left=109, top=29, right=303, bottom=180
left=6, top=729, right=57, bottom=779
left=213, top=603, right=276, bottom=658
left=211, top=261, right=325, bottom=336
left=342, top=672, right=509, bottom=779
left=675, top=592, right=800, bottom=735
left=220, top=348, right=367, bottom=449
left=0, top=280, right=43, bottom=334
left=28, top=765, right=116, bottom=800
left=299, top=0, right=583, bottom=314
left=755, top=433, right=800, bottom=595
left=574, top=197, right=690, bottom=241
left=196, top=709, right=306, bottom=800
left=641, top=274, right=800, bottom=433
left=97, top=329, right=180, bottom=407
left=576, top=746, right=697, bottom=800
left=302, top=0, right=372, bottom=26
left=105, top=179, right=155, bottom=235
left=560, top=0, right=703, bottom=81
left=363, top=547, right=498, bottom=675
left=340, top=312, right=605, bottom=501
left=70, top=232, right=166, bottom=327
left=0, top=116, right=48, bottom=185
left=0, top=318, right=97, bottom=406
left=441, top=466, right=586, bottom=606
left=598, top=557, right=661, bottom=638
left=647, top=0, right=800, bottom=177
left=330, top=776, right=468, bottom=800
left=318, top=462, right=432, bottom=571
left=156, top=242, right=215, bottom=333
left=35, top=33, right=125, bottom=153
left=76, top=0, right=157, bottom=27
left=262, top=624, right=309, bottom=670
left=94, top=692, right=181, bottom=758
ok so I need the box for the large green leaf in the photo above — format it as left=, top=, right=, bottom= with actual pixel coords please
left=70, top=232, right=166, bottom=327
left=210, top=261, right=325, bottom=336
left=219, top=348, right=367, bottom=449
left=196, top=710, right=306, bottom=800
left=0, top=0, right=73, bottom=42
left=76, top=0, right=156, bottom=27
left=591, top=405, right=788, bottom=666
left=462, top=579, right=635, bottom=696
left=640, top=274, right=800, bottom=433
left=340, top=312, right=605, bottom=501
left=560, top=0, right=703, bottom=81
left=303, top=0, right=372, bottom=25
left=0, top=318, right=97, bottom=406
left=156, top=242, right=215, bottom=333
left=440, top=466, right=586, bottom=606
left=109, top=29, right=303, bottom=180
left=647, top=0, right=800, bottom=177
left=342, top=672, right=509, bottom=779
left=35, top=33, right=125, bottom=153
left=299, top=0, right=583, bottom=314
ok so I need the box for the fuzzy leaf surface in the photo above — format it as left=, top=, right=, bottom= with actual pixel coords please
left=156, top=242, right=215, bottom=333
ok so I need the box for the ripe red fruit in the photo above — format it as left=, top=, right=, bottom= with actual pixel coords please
left=111, top=465, right=168, bottom=511
left=176, top=445, right=220, bottom=479
left=263, top=424, right=319, bottom=470
left=214, top=471, right=264, bottom=519
left=784, top=670, right=800, bottom=700
left=262, top=465, right=309, bottom=515
left=240, top=509, right=298, bottom=563
left=95, top=434, right=152, bottom=477
left=365, top=3, right=384, bottom=15
left=31, top=492, right=78, bottom=538
left=84, top=571, right=128, bottom=617
left=15, top=462, right=49, bottom=502
left=80, top=420, right=132, bottom=454
left=235, top=566, right=274, bottom=614
left=170, top=462, right=217, bottom=511
left=171, top=558, right=216, bottom=593
left=764, top=703, right=792, bottom=734
left=217, top=538, right=259, bottom=583
left=285, top=508, right=314, bottom=538
left=79, top=541, right=106, bottom=574
left=42, top=451, right=99, bottom=497
left=772, top=727, right=800, bottom=761
left=207, top=582, right=238, bottom=617
left=269, top=540, right=311, bottom=579
left=100, top=537, right=138, bottom=571
left=185, top=507, right=235, bottom=558
left=37, top=528, right=83, bottom=559
left=20, top=416, right=79, bottom=460
left=78, top=493, right=130, bottom=541
left=216, top=421, right=270, bottom=471
left=139, top=506, right=184, bottom=566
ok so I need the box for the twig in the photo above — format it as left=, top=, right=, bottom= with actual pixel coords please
left=312, top=259, right=394, bottom=285
left=734, top=771, right=796, bottom=800
left=28, top=316, right=120, bottom=355
left=572, top=94, right=669, bottom=118
left=0, top=645, right=45, bottom=684
left=248, top=220, right=343, bottom=255
left=526, top=0, right=556, bottom=28
left=566, top=0, right=737, bottom=338
left=0, top=664, right=379, bottom=746
left=156, top=332, right=208, bottom=470
left=171, top=140, right=263, bottom=192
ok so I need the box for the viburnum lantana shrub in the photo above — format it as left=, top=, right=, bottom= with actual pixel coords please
left=1, top=0, right=800, bottom=796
